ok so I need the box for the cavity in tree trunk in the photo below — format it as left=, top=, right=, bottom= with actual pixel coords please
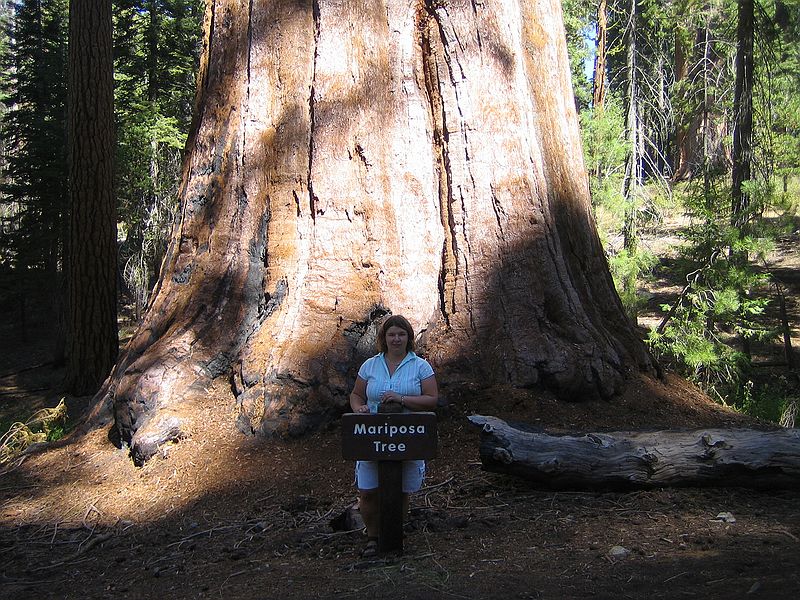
left=100, top=0, right=655, bottom=464
left=65, top=0, right=118, bottom=395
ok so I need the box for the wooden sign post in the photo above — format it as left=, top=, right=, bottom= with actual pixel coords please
left=342, top=411, right=437, bottom=554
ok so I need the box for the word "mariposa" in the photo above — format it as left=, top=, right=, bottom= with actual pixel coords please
left=352, top=423, right=427, bottom=437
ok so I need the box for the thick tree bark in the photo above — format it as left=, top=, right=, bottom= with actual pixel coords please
left=469, top=415, right=800, bottom=490
left=65, top=0, right=118, bottom=395
left=100, top=0, right=655, bottom=464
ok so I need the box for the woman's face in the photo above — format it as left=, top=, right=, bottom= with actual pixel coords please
left=384, top=325, right=409, bottom=353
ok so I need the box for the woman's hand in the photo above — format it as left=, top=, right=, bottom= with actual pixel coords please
left=380, top=390, right=402, bottom=405
left=356, top=404, right=370, bottom=413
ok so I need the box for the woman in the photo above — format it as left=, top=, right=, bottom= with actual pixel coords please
left=349, top=315, right=439, bottom=557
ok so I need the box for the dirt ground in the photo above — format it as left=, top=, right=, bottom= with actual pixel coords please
left=1, top=228, right=799, bottom=599
left=1, top=375, right=798, bottom=600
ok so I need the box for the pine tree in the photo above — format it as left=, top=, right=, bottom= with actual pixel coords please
left=64, top=0, right=117, bottom=395
left=0, top=0, right=68, bottom=273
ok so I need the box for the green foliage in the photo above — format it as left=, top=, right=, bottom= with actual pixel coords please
left=113, top=0, right=202, bottom=316
left=561, top=0, right=594, bottom=110
left=648, top=300, right=749, bottom=403
left=0, top=0, right=201, bottom=313
left=756, top=1, right=800, bottom=187
left=580, top=95, right=628, bottom=244
left=581, top=82, right=666, bottom=315
left=609, top=246, right=658, bottom=316
left=734, top=379, right=797, bottom=424
left=650, top=314, right=798, bottom=425
left=646, top=175, right=791, bottom=412
left=0, top=0, right=69, bottom=272
left=580, top=93, right=666, bottom=317
left=581, top=96, right=628, bottom=184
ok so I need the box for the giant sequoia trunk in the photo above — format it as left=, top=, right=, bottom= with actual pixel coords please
left=100, top=0, right=655, bottom=463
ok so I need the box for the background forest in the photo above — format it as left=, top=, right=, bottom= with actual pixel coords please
left=0, top=0, right=798, bottom=440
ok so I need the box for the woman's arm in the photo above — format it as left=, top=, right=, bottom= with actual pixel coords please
left=349, top=376, right=370, bottom=413
left=396, top=375, right=438, bottom=411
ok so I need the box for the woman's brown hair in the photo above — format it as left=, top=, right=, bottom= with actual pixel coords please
left=376, top=315, right=415, bottom=353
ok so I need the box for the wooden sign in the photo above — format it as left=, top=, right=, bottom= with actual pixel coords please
left=341, top=412, right=437, bottom=461
left=342, top=412, right=438, bottom=555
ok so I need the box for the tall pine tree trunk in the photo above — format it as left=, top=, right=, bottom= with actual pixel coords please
left=99, top=0, right=655, bottom=464
left=731, top=0, right=754, bottom=237
left=730, top=0, right=755, bottom=359
left=65, top=0, right=117, bottom=395
left=620, top=0, right=641, bottom=318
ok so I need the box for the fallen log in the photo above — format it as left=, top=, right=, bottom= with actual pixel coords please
left=468, top=415, right=800, bottom=490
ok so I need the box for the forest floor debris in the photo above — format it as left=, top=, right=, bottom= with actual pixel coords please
left=1, top=373, right=798, bottom=599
